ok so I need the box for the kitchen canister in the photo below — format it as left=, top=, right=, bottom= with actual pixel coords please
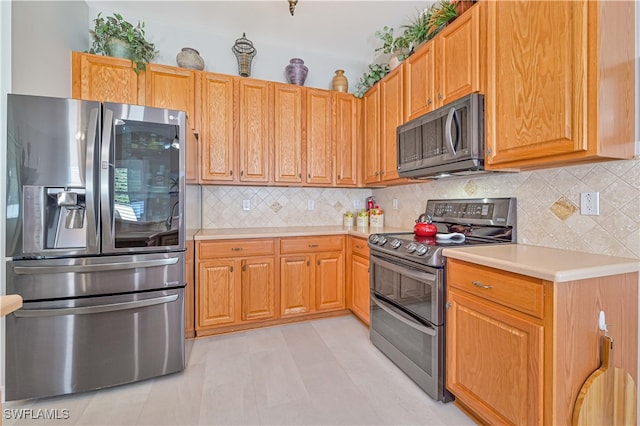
left=343, top=211, right=354, bottom=228
left=370, top=208, right=384, bottom=228
left=356, top=210, right=368, bottom=228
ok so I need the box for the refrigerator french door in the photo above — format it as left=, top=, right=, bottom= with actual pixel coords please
left=5, top=94, right=187, bottom=401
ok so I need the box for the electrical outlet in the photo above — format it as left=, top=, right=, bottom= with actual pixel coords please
left=580, top=192, right=600, bottom=215
left=242, top=199, right=251, bottom=211
left=392, top=199, right=399, bottom=210
left=307, top=200, right=315, bottom=210
left=352, top=199, right=360, bottom=210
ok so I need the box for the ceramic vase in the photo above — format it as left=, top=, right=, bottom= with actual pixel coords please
left=332, top=70, right=348, bottom=92
left=176, top=47, right=205, bottom=70
left=286, top=58, right=308, bottom=86
left=388, top=51, right=402, bottom=70
left=105, top=38, right=132, bottom=59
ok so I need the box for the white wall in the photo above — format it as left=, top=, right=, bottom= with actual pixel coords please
left=11, top=1, right=88, bottom=97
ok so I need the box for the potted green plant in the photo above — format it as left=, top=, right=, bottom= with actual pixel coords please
left=426, top=0, right=458, bottom=37
left=354, top=63, right=390, bottom=98
left=374, top=26, right=409, bottom=68
left=400, top=7, right=435, bottom=51
left=89, top=12, right=158, bottom=74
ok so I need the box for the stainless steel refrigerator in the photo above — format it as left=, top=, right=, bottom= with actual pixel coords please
left=5, top=94, right=187, bottom=401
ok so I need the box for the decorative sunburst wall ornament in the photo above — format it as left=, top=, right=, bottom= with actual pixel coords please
left=288, top=0, right=298, bottom=16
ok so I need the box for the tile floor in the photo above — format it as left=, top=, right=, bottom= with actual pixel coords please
left=3, top=316, right=473, bottom=425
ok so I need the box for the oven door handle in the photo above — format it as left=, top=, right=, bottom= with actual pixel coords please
left=371, top=294, right=437, bottom=336
left=371, top=256, right=437, bottom=282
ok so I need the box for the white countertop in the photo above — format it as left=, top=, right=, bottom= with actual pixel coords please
left=442, top=244, right=640, bottom=282
left=0, top=295, right=23, bottom=318
left=194, top=225, right=407, bottom=241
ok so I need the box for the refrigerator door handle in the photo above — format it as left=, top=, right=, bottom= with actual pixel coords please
left=13, top=294, right=179, bottom=318
left=85, top=106, right=100, bottom=253
left=100, top=107, right=114, bottom=248
left=13, top=257, right=179, bottom=275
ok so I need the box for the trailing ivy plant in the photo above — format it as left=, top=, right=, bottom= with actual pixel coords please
left=354, top=63, right=390, bottom=98
left=89, top=12, right=158, bottom=74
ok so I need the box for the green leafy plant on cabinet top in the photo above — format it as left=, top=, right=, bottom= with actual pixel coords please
left=89, top=12, right=158, bottom=74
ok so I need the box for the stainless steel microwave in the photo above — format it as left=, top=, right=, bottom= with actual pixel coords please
left=397, top=93, right=484, bottom=179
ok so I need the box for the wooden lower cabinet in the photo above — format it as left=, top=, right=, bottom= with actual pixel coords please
left=446, top=259, right=638, bottom=425
left=347, top=236, right=370, bottom=325
left=280, top=236, right=345, bottom=317
left=197, top=235, right=348, bottom=335
left=196, top=239, right=275, bottom=333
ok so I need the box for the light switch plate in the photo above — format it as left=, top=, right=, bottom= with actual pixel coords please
left=392, top=199, right=399, bottom=210
left=242, top=199, right=250, bottom=211
left=307, top=200, right=315, bottom=210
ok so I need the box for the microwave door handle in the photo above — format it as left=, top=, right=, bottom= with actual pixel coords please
left=100, top=108, right=114, bottom=247
left=444, top=108, right=461, bottom=155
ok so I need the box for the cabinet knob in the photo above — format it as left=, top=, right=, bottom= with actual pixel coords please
left=317, top=260, right=320, bottom=266
left=380, top=170, right=385, bottom=175
left=240, top=170, right=244, bottom=176
left=446, top=301, right=451, bottom=309
left=374, top=171, right=379, bottom=177
left=438, top=93, right=443, bottom=100
left=427, top=98, right=432, bottom=105
left=338, top=174, right=341, bottom=180
left=308, top=173, right=311, bottom=179
left=230, top=170, right=233, bottom=176
left=230, top=266, right=234, bottom=273
left=242, top=261, right=246, bottom=272
left=307, top=260, right=310, bottom=267
left=298, top=173, right=302, bottom=178
left=486, top=148, right=492, bottom=156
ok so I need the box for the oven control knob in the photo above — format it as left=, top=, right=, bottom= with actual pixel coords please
left=369, top=234, right=379, bottom=244
left=390, top=239, right=402, bottom=249
left=377, top=236, right=387, bottom=245
left=415, top=244, right=428, bottom=256
left=406, top=242, right=417, bottom=253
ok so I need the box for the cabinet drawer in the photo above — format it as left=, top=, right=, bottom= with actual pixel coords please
left=447, top=259, right=544, bottom=319
left=198, top=239, right=274, bottom=259
left=350, top=237, right=370, bottom=258
left=280, top=236, right=344, bottom=254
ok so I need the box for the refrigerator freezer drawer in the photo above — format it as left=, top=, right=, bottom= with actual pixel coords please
left=5, top=288, right=185, bottom=401
left=7, top=252, right=185, bottom=301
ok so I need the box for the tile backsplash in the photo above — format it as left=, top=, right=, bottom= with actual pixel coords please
left=373, top=159, right=640, bottom=258
left=200, top=186, right=373, bottom=228
left=193, top=159, right=639, bottom=259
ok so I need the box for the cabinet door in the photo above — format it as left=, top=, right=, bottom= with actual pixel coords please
left=334, top=93, right=359, bottom=186
left=273, top=83, right=303, bottom=184
left=404, top=41, right=436, bottom=120
left=485, top=1, right=586, bottom=166
left=350, top=253, right=370, bottom=325
left=71, top=52, right=140, bottom=105
left=315, top=252, right=345, bottom=311
left=306, top=89, right=333, bottom=185
left=363, top=85, right=381, bottom=184
left=145, top=64, right=197, bottom=129
left=239, top=78, right=271, bottom=183
left=241, top=257, right=276, bottom=321
left=280, top=255, right=312, bottom=317
left=379, top=67, right=403, bottom=181
left=197, top=259, right=238, bottom=328
left=200, top=72, right=236, bottom=182
left=447, top=288, right=543, bottom=425
left=436, top=5, right=481, bottom=107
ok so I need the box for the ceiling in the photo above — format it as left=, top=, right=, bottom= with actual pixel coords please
left=85, top=1, right=432, bottom=64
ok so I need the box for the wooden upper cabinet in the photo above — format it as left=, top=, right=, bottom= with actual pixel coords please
left=404, top=41, right=435, bottom=120
left=305, top=89, right=333, bottom=185
left=436, top=4, right=481, bottom=107
left=273, top=83, right=303, bottom=184
left=145, top=64, right=197, bottom=130
left=333, top=93, right=359, bottom=186
left=71, top=52, right=141, bottom=105
left=379, top=67, right=404, bottom=181
left=238, top=78, right=271, bottom=183
left=200, top=72, right=236, bottom=182
left=363, top=85, right=381, bottom=184
left=485, top=0, right=635, bottom=169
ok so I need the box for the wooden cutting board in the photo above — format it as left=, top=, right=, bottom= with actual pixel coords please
left=573, top=336, right=637, bottom=425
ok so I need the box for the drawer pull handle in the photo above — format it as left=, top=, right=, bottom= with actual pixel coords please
left=308, top=244, right=319, bottom=248
left=231, top=247, right=243, bottom=251
left=472, top=281, right=492, bottom=289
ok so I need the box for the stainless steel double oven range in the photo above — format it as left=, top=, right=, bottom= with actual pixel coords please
left=368, top=198, right=517, bottom=402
